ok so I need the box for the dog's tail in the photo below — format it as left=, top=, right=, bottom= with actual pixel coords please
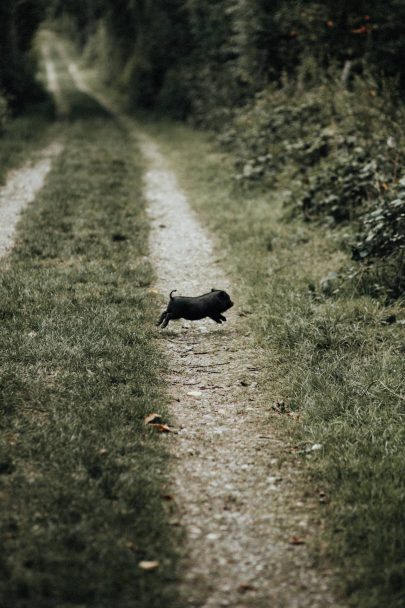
left=169, top=290, right=177, bottom=300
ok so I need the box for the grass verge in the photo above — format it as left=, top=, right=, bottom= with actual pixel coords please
left=0, top=101, right=180, bottom=605
left=140, top=119, right=405, bottom=608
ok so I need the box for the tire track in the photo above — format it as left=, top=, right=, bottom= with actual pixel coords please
left=0, top=36, right=65, bottom=259
left=0, top=142, right=63, bottom=258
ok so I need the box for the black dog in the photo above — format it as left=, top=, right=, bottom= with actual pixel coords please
left=157, top=289, right=233, bottom=329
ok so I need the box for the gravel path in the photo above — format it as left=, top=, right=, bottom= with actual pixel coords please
left=0, top=38, right=64, bottom=259
left=142, top=137, right=343, bottom=608
left=0, top=142, right=63, bottom=258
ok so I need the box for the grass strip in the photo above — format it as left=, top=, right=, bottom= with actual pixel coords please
left=0, top=104, right=180, bottom=606
left=142, top=119, right=405, bottom=608
left=0, top=102, right=56, bottom=186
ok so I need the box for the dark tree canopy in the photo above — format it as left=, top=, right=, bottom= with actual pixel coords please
left=1, top=1, right=405, bottom=112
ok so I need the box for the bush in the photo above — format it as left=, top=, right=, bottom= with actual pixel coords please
left=207, top=66, right=405, bottom=299
left=353, top=181, right=405, bottom=260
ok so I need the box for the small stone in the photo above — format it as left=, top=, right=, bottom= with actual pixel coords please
left=187, top=390, right=202, bottom=398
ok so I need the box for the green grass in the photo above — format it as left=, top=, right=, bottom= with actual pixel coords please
left=0, top=98, right=180, bottom=605
left=0, top=102, right=56, bottom=185
left=140, top=119, right=405, bottom=608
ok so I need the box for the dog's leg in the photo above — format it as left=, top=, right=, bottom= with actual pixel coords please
left=161, top=313, right=176, bottom=328
left=156, top=310, right=168, bottom=326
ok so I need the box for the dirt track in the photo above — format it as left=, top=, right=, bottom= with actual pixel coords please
left=1, top=36, right=343, bottom=607
left=0, top=141, right=63, bottom=258
left=141, top=134, right=341, bottom=608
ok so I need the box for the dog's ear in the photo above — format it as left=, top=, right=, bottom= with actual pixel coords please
left=211, top=288, right=216, bottom=292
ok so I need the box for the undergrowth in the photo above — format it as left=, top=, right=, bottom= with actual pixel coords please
left=213, top=69, right=405, bottom=300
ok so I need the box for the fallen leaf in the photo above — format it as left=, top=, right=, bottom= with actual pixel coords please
left=238, top=582, right=256, bottom=594
left=148, top=288, right=159, bottom=295
left=144, top=413, right=163, bottom=425
left=150, top=423, right=173, bottom=433
left=288, top=536, right=306, bottom=545
left=138, top=560, right=159, bottom=570
left=161, top=494, right=173, bottom=501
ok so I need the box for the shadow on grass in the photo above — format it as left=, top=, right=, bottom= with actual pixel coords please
left=64, top=89, right=114, bottom=122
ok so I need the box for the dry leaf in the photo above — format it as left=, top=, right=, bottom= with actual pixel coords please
left=144, top=413, right=163, bottom=425
left=288, top=536, right=306, bottom=545
left=161, top=494, right=173, bottom=501
left=238, top=582, right=256, bottom=594
left=150, top=423, right=172, bottom=433
left=138, top=560, right=159, bottom=570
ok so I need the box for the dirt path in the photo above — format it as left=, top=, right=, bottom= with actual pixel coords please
left=44, top=41, right=343, bottom=608
left=0, top=39, right=64, bottom=259
left=0, top=142, right=63, bottom=258
left=142, top=139, right=342, bottom=608
left=41, top=35, right=69, bottom=118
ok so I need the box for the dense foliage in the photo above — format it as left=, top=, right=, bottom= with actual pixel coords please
left=0, top=0, right=48, bottom=111
left=48, top=1, right=405, bottom=113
